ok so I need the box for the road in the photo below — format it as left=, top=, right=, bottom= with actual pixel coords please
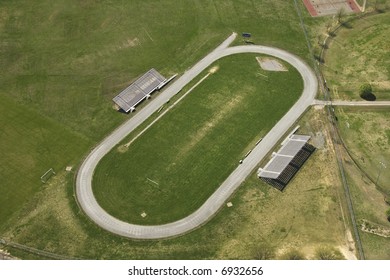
left=313, top=100, right=390, bottom=106
left=76, top=32, right=318, bottom=239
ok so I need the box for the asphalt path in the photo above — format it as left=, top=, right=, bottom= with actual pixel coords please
left=76, top=32, right=318, bottom=239
left=313, top=100, right=390, bottom=106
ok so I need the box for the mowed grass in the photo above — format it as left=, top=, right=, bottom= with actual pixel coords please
left=93, top=54, right=302, bottom=225
left=0, top=0, right=308, bottom=142
left=0, top=0, right=315, bottom=259
left=0, top=95, right=90, bottom=228
left=336, top=107, right=390, bottom=259
left=1, top=108, right=350, bottom=260
left=336, top=107, right=390, bottom=194
left=0, top=0, right=308, bottom=232
left=323, top=13, right=390, bottom=100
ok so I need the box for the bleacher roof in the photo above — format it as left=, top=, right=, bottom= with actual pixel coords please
left=113, top=68, right=166, bottom=112
left=258, top=134, right=311, bottom=179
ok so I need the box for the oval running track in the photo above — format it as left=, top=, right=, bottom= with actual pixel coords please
left=76, top=33, right=318, bottom=239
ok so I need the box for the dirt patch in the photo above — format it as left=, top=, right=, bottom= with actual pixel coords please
left=338, top=245, right=357, bottom=260
left=311, top=131, right=325, bottom=149
left=118, top=38, right=140, bottom=49
left=117, top=145, right=128, bottom=153
left=256, top=57, right=287, bottom=72
left=0, top=249, right=18, bottom=260
left=373, top=81, right=390, bottom=91
left=75, top=37, right=140, bottom=65
left=209, top=66, right=219, bottom=74
left=313, top=104, right=325, bottom=110
left=361, top=219, right=390, bottom=238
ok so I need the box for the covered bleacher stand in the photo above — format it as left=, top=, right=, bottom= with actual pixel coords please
left=112, top=69, right=167, bottom=113
left=258, top=134, right=315, bottom=191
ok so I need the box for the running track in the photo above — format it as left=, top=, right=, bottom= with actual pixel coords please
left=76, top=33, right=318, bottom=239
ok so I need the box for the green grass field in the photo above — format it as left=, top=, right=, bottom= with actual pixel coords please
left=337, top=107, right=390, bottom=194
left=93, top=54, right=302, bottom=225
left=0, top=95, right=90, bottom=228
left=0, top=0, right=310, bottom=231
left=1, top=108, right=350, bottom=260
left=0, top=0, right=350, bottom=260
left=0, top=0, right=309, bottom=141
left=336, top=107, right=390, bottom=259
left=322, top=12, right=390, bottom=100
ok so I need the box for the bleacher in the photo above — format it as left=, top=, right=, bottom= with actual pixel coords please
left=258, top=134, right=315, bottom=191
left=112, top=69, right=166, bottom=113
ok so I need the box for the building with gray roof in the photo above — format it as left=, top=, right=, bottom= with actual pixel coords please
left=258, top=134, right=315, bottom=191
left=113, top=68, right=166, bottom=113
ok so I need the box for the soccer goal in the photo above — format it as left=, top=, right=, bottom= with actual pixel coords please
left=40, top=168, right=56, bottom=183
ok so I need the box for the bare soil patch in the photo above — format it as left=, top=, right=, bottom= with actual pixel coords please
left=338, top=245, right=357, bottom=260
left=256, top=57, right=287, bottom=72
left=0, top=249, right=18, bottom=260
left=361, top=219, right=390, bottom=238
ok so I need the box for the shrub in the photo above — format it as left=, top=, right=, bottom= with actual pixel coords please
left=314, top=246, right=345, bottom=260
left=280, top=249, right=306, bottom=260
left=252, top=243, right=275, bottom=260
left=359, top=83, right=376, bottom=101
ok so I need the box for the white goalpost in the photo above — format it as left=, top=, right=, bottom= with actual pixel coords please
left=40, top=168, right=56, bottom=183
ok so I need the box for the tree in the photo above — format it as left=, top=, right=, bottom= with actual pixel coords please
left=374, top=0, right=388, bottom=12
left=325, top=21, right=334, bottom=36
left=359, top=83, right=375, bottom=100
left=336, top=8, right=346, bottom=24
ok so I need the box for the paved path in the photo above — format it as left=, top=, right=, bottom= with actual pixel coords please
left=76, top=33, right=318, bottom=239
left=313, top=100, right=390, bottom=106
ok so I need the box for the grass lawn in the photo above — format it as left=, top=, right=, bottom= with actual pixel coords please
left=336, top=107, right=390, bottom=259
left=336, top=107, right=390, bottom=194
left=0, top=95, right=91, bottom=228
left=93, top=54, right=302, bottom=225
left=1, top=0, right=347, bottom=260
left=0, top=0, right=309, bottom=142
left=322, top=12, right=390, bottom=101
left=0, top=0, right=310, bottom=233
left=1, top=108, right=350, bottom=259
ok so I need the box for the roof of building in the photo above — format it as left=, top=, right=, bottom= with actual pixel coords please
left=112, top=68, right=166, bottom=112
left=258, top=134, right=311, bottom=179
